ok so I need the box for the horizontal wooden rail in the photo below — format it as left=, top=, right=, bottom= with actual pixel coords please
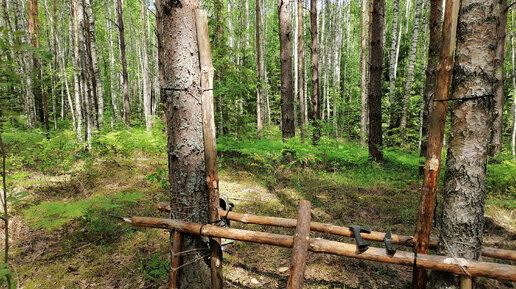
left=156, top=202, right=516, bottom=262
left=125, top=216, right=516, bottom=282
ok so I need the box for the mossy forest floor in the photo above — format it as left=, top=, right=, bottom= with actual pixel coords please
left=2, top=126, right=515, bottom=288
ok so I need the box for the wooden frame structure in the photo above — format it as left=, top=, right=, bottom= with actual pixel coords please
left=124, top=201, right=516, bottom=288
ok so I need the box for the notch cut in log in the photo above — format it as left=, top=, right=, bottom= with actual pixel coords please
left=287, top=201, right=311, bottom=289
left=156, top=202, right=516, bottom=262
left=125, top=216, right=516, bottom=282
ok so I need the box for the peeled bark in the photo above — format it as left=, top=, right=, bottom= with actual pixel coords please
left=311, top=0, right=321, bottom=145
left=160, top=1, right=211, bottom=288
left=428, top=0, right=499, bottom=287
left=360, top=0, right=369, bottom=146
left=278, top=0, right=295, bottom=139
left=141, top=0, right=152, bottom=130
left=117, top=0, right=130, bottom=125
left=368, top=0, right=385, bottom=162
left=420, top=0, right=443, bottom=161
left=489, top=0, right=507, bottom=156
left=400, top=0, right=424, bottom=142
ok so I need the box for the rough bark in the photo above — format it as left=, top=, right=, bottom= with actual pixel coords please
left=368, top=0, right=385, bottom=162
left=427, top=0, right=499, bottom=287
left=360, top=0, right=369, bottom=146
left=420, top=0, right=443, bottom=162
left=489, top=0, right=507, bottom=156
left=117, top=0, right=130, bottom=125
left=286, top=201, right=311, bottom=289
left=400, top=0, right=424, bottom=142
left=160, top=1, right=211, bottom=288
left=141, top=0, right=152, bottom=130
left=278, top=0, right=296, bottom=139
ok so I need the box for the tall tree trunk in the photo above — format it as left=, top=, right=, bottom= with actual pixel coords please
left=360, top=0, right=369, bottom=146
left=428, top=0, right=498, bottom=287
left=117, top=0, right=130, bottom=125
left=84, top=0, right=103, bottom=130
left=411, top=0, right=459, bottom=287
left=71, top=0, right=83, bottom=142
left=512, top=10, right=516, bottom=156
left=311, top=0, right=321, bottom=145
left=160, top=1, right=211, bottom=288
left=368, top=0, right=385, bottom=162
left=28, top=0, right=50, bottom=132
left=297, top=0, right=305, bottom=142
left=400, top=0, right=424, bottom=142
left=256, top=0, right=265, bottom=138
left=388, top=0, right=400, bottom=128
left=419, top=0, right=443, bottom=162
left=79, top=0, right=93, bottom=150
left=489, top=0, right=507, bottom=156
left=107, top=3, right=120, bottom=122
left=141, top=0, right=152, bottom=130
left=278, top=0, right=295, bottom=139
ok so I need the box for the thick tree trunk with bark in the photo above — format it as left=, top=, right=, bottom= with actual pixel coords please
left=360, top=0, right=369, bottom=146
left=141, top=0, right=152, bottom=130
left=368, top=0, right=385, bottom=162
left=311, top=0, right=321, bottom=145
left=107, top=3, right=120, bottom=122
left=160, top=1, right=211, bottom=288
left=117, top=0, right=130, bottom=125
left=428, top=0, right=499, bottom=287
left=489, top=0, right=507, bottom=156
left=278, top=0, right=295, bottom=139
left=400, top=0, right=424, bottom=142
left=420, top=0, right=443, bottom=162
left=512, top=10, right=516, bottom=156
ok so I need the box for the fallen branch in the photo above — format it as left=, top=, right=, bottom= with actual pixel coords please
left=125, top=216, right=516, bottom=282
left=156, top=202, right=516, bottom=262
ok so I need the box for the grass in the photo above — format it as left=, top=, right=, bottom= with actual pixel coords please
left=2, top=125, right=515, bottom=288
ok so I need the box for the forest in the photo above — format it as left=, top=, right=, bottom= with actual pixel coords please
left=0, top=0, right=515, bottom=288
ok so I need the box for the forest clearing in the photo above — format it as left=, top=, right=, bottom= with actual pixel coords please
left=1, top=0, right=516, bottom=288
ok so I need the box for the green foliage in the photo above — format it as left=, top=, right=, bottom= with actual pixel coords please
left=23, top=192, right=143, bottom=231
left=146, top=168, right=169, bottom=189
left=138, top=253, right=170, bottom=281
left=96, top=125, right=166, bottom=155
left=0, top=263, right=15, bottom=289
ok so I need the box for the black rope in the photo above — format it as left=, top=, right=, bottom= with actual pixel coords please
left=433, top=95, right=492, bottom=102
left=163, top=87, right=214, bottom=92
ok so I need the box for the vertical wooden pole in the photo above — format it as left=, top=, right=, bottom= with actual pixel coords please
left=287, top=200, right=311, bottom=289
left=195, top=9, right=223, bottom=289
left=169, top=231, right=181, bottom=289
left=460, top=276, right=472, bottom=289
left=411, top=0, right=460, bottom=288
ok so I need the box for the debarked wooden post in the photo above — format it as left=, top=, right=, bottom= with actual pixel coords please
left=287, top=200, right=312, bottom=289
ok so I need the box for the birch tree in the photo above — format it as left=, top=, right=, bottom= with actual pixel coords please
left=428, top=0, right=499, bottom=287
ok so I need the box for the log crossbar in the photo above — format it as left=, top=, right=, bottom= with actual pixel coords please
left=125, top=216, right=516, bottom=282
left=156, top=202, right=516, bottom=262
